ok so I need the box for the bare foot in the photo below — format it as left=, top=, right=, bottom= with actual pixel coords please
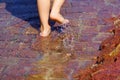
left=40, top=25, right=51, bottom=37
left=50, top=13, right=69, bottom=24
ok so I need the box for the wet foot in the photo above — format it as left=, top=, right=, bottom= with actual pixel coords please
left=40, top=25, right=51, bottom=37
left=50, top=13, right=69, bottom=24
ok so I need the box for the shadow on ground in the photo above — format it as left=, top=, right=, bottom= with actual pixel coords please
left=0, top=0, right=56, bottom=30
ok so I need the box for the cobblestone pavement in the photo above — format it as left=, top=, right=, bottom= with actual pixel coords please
left=0, top=0, right=120, bottom=80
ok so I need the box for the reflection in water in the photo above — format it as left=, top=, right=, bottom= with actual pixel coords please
left=27, top=25, right=94, bottom=80
left=32, top=25, right=80, bottom=54
left=29, top=31, right=74, bottom=80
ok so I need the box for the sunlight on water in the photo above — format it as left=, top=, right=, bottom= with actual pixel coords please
left=25, top=14, right=120, bottom=80
left=26, top=23, right=94, bottom=80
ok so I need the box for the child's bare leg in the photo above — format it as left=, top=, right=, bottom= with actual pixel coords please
left=37, top=0, right=51, bottom=37
left=50, top=0, right=69, bottom=24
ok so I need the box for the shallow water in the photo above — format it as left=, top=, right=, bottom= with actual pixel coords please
left=1, top=0, right=119, bottom=79
left=28, top=24, right=96, bottom=80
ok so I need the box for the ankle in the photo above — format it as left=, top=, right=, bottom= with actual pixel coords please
left=43, top=25, right=51, bottom=30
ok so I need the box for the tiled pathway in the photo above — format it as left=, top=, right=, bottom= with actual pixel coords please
left=0, top=0, right=120, bottom=80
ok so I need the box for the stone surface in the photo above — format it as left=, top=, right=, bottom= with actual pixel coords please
left=75, top=15, right=120, bottom=80
left=0, top=0, right=120, bottom=80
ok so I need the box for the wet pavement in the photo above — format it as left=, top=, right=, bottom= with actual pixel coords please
left=0, top=0, right=120, bottom=80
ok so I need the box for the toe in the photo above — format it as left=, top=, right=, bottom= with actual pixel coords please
left=62, top=19, right=69, bottom=24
